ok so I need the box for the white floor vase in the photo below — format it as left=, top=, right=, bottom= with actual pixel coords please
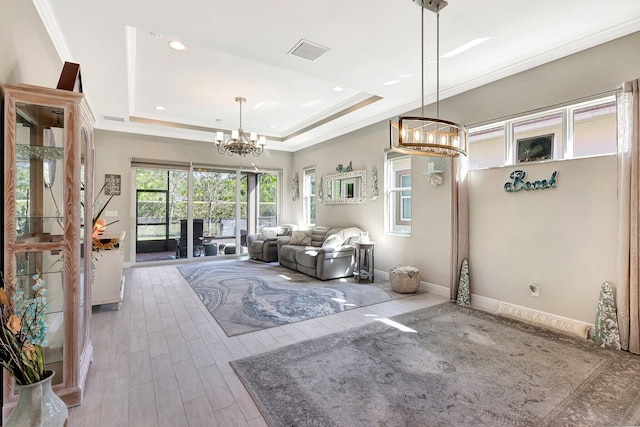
left=5, top=371, right=68, bottom=427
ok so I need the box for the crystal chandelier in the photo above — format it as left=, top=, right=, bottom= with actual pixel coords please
left=390, top=0, right=467, bottom=157
left=215, top=97, right=266, bottom=157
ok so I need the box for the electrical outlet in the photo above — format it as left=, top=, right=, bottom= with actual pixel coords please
left=529, top=283, right=539, bottom=297
left=105, top=210, right=118, bottom=217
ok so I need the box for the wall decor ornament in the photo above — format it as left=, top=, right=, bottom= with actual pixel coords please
left=325, top=169, right=367, bottom=204
left=370, top=167, right=379, bottom=200
left=421, top=157, right=449, bottom=187
left=292, top=172, right=299, bottom=201
left=504, top=170, right=558, bottom=193
left=318, top=177, right=324, bottom=202
left=335, top=161, right=353, bottom=173
left=456, top=259, right=470, bottom=307
left=592, top=281, right=621, bottom=350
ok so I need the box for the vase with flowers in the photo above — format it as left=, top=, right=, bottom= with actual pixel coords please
left=90, top=182, right=119, bottom=240
left=0, top=273, right=68, bottom=426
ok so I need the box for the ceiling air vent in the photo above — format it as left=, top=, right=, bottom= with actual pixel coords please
left=103, top=115, right=125, bottom=122
left=288, top=39, right=329, bottom=62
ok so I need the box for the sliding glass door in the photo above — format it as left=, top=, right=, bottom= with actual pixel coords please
left=135, top=169, right=188, bottom=260
left=258, top=172, right=278, bottom=228
left=134, top=164, right=279, bottom=262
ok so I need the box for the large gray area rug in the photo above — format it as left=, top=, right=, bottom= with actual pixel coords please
left=231, top=302, right=640, bottom=427
left=178, top=259, right=419, bottom=337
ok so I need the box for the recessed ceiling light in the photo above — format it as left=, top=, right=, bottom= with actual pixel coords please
left=383, top=80, right=400, bottom=86
left=168, top=40, right=186, bottom=50
left=333, top=86, right=344, bottom=92
left=270, top=125, right=277, bottom=129
left=253, top=101, right=265, bottom=110
left=441, top=37, right=490, bottom=58
left=155, top=105, right=165, bottom=111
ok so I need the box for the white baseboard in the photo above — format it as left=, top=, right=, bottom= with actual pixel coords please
left=375, top=269, right=389, bottom=280
left=421, top=281, right=450, bottom=298
left=410, top=281, right=593, bottom=340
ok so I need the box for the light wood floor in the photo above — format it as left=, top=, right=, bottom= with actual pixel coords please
left=68, top=263, right=448, bottom=427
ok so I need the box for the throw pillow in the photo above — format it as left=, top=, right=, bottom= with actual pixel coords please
left=289, top=230, right=312, bottom=246
left=322, top=233, right=344, bottom=249
left=258, top=227, right=278, bottom=240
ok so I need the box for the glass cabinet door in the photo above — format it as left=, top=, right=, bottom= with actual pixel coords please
left=79, top=125, right=92, bottom=360
left=14, top=250, right=65, bottom=385
left=13, top=102, right=68, bottom=386
left=14, top=103, right=66, bottom=244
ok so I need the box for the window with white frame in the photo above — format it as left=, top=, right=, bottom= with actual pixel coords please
left=385, top=153, right=411, bottom=235
left=303, top=168, right=316, bottom=226
left=468, top=96, right=617, bottom=170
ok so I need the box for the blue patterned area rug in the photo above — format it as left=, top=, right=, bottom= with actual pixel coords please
left=231, top=302, right=640, bottom=427
left=178, top=259, right=422, bottom=337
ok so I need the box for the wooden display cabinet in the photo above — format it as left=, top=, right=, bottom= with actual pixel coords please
left=2, top=84, right=94, bottom=420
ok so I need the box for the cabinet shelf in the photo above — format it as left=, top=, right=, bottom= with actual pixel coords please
left=16, top=143, right=64, bottom=161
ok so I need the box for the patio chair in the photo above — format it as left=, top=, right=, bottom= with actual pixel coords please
left=176, top=219, right=204, bottom=258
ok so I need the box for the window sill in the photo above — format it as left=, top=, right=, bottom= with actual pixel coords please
left=386, top=231, right=412, bottom=237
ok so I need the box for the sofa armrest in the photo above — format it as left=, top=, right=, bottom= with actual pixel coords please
left=314, top=246, right=355, bottom=262
left=316, top=245, right=354, bottom=254
left=246, top=234, right=260, bottom=246
left=277, top=236, right=292, bottom=248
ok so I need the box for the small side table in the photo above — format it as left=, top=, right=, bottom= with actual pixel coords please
left=355, top=241, right=375, bottom=283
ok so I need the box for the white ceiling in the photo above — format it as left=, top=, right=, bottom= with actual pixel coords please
left=35, top=0, right=640, bottom=152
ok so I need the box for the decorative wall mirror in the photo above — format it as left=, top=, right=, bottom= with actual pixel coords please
left=325, top=169, right=367, bottom=204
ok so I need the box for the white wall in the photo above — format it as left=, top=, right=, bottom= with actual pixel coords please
left=469, top=156, right=618, bottom=323
left=0, top=0, right=63, bottom=87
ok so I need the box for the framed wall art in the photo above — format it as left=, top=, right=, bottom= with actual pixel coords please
left=516, top=134, right=554, bottom=163
left=105, top=174, right=122, bottom=196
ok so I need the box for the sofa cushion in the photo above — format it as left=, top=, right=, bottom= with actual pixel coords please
left=289, top=230, right=312, bottom=246
left=322, top=233, right=344, bottom=249
left=258, top=227, right=278, bottom=240
left=308, top=226, right=329, bottom=247
left=279, top=244, right=302, bottom=263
